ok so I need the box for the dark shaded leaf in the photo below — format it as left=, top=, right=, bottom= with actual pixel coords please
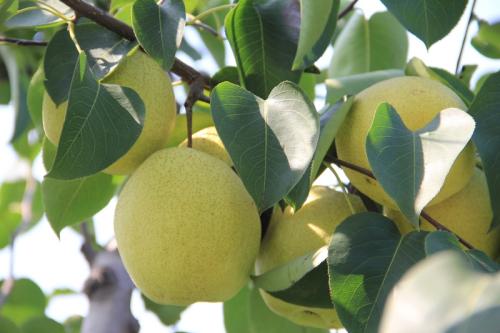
left=380, top=0, right=467, bottom=48
left=292, top=0, right=340, bottom=70
left=132, top=0, right=185, bottom=70
left=47, top=53, right=145, bottom=179
left=469, top=71, right=500, bottom=229
left=225, top=0, right=302, bottom=98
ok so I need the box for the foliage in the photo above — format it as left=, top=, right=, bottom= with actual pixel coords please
left=0, top=0, right=499, bottom=332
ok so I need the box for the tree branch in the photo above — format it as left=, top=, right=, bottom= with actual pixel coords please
left=338, top=0, right=359, bottom=19
left=81, top=247, right=139, bottom=333
left=329, top=157, right=474, bottom=249
left=58, top=0, right=212, bottom=145
left=0, top=37, right=48, bottom=46
left=80, top=222, right=97, bottom=265
left=58, top=0, right=208, bottom=86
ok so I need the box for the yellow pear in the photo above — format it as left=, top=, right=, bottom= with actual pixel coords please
left=179, top=126, right=232, bottom=166
left=335, top=76, right=475, bottom=208
left=42, top=48, right=176, bottom=175
left=256, top=186, right=366, bottom=328
left=385, top=169, right=500, bottom=257
left=114, top=147, right=261, bottom=305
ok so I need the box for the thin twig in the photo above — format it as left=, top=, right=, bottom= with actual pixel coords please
left=323, top=162, right=356, bottom=215
left=338, top=0, right=359, bottom=19
left=186, top=14, right=220, bottom=38
left=0, top=37, right=48, bottom=46
left=58, top=0, right=213, bottom=143
left=58, top=0, right=209, bottom=86
left=455, top=0, right=477, bottom=75
left=190, top=3, right=236, bottom=22
left=330, top=157, right=374, bottom=178
left=421, top=211, right=474, bottom=249
left=331, top=157, right=473, bottom=249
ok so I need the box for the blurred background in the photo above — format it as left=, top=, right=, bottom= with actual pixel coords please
left=1, top=0, right=499, bottom=332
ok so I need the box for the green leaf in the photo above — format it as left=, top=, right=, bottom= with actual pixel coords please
left=469, top=71, right=500, bottom=229
left=366, top=104, right=475, bottom=227
left=110, top=0, right=135, bottom=12
left=286, top=98, right=353, bottom=210
left=405, top=57, right=474, bottom=106
left=0, top=279, right=46, bottom=326
left=325, top=69, right=404, bottom=104
left=63, top=315, right=82, bottom=333
left=22, top=317, right=65, bottom=333
left=471, top=20, right=500, bottom=59
left=225, top=0, right=302, bottom=98
left=224, top=286, right=252, bottom=333
left=179, top=38, right=202, bottom=61
left=0, top=317, right=20, bottom=333
left=5, top=0, right=72, bottom=29
left=224, top=285, right=328, bottom=333
left=457, top=64, right=477, bottom=88
left=132, top=0, right=185, bottom=71
left=42, top=173, right=115, bottom=235
left=211, top=66, right=240, bottom=86
left=292, top=0, right=340, bottom=70
left=211, top=81, right=319, bottom=212
left=253, top=246, right=331, bottom=308
left=0, top=46, right=31, bottom=142
left=0, top=0, right=18, bottom=26
left=43, top=29, right=79, bottom=106
left=328, top=11, right=408, bottom=78
left=74, top=22, right=136, bottom=79
left=0, top=181, right=43, bottom=249
left=46, top=53, right=145, bottom=180
left=327, top=213, right=465, bottom=333
left=0, top=81, right=11, bottom=104
left=141, top=294, right=186, bottom=326
left=380, top=0, right=467, bottom=48
left=298, top=73, right=316, bottom=101
left=380, top=251, right=500, bottom=333
left=27, top=66, right=44, bottom=132
left=10, top=75, right=30, bottom=143
left=44, top=23, right=136, bottom=105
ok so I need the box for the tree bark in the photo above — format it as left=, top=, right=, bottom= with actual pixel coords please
left=81, top=247, right=139, bottom=333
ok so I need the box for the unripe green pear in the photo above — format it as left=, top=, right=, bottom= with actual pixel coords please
left=385, top=169, right=500, bottom=257
left=42, top=49, right=176, bottom=175
left=114, top=147, right=261, bottom=305
left=256, top=186, right=366, bottom=328
left=179, top=126, right=232, bottom=166
left=335, top=76, right=475, bottom=208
